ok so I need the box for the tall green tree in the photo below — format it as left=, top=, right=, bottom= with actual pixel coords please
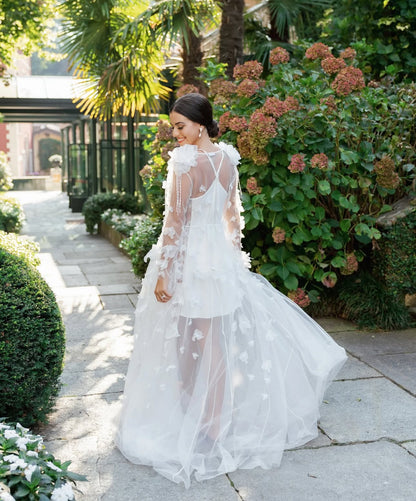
left=0, top=0, right=57, bottom=70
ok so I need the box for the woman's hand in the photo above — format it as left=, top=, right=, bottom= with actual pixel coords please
left=154, top=276, right=172, bottom=303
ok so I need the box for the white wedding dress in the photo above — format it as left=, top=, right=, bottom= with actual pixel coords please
left=115, top=142, right=347, bottom=488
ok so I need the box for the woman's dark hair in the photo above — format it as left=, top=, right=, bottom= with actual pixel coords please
left=171, top=93, right=219, bottom=137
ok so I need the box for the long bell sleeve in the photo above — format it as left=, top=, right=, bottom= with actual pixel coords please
left=156, top=145, right=197, bottom=288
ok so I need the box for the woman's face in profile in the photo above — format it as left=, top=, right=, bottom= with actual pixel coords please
left=170, top=111, right=200, bottom=146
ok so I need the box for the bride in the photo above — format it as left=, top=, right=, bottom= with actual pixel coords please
left=115, top=93, right=347, bottom=488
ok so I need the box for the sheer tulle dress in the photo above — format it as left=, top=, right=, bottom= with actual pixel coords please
left=115, top=142, right=347, bottom=487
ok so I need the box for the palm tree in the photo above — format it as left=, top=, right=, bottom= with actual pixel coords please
left=61, top=0, right=170, bottom=118
left=219, top=0, right=245, bottom=78
left=267, top=0, right=332, bottom=43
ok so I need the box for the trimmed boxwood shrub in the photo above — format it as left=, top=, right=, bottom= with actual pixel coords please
left=0, top=233, right=65, bottom=427
left=82, top=192, right=146, bottom=234
left=120, top=216, right=162, bottom=277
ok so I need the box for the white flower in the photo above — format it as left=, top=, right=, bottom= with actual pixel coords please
left=3, top=455, right=28, bottom=471
left=261, top=360, right=272, bottom=373
left=0, top=423, right=11, bottom=431
left=192, top=352, right=199, bottom=360
left=179, top=346, right=185, bottom=354
left=0, top=489, right=16, bottom=501
left=4, top=430, right=18, bottom=440
left=239, top=351, right=249, bottom=364
left=16, top=437, right=29, bottom=451
left=24, top=464, right=37, bottom=482
left=51, top=482, right=75, bottom=501
left=46, top=461, right=62, bottom=472
left=218, top=142, right=241, bottom=165
left=26, top=450, right=39, bottom=458
left=192, top=329, right=204, bottom=341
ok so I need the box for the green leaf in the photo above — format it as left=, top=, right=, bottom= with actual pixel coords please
left=251, top=207, right=264, bottom=222
left=314, top=206, right=325, bottom=220
left=276, top=265, right=290, bottom=280
left=331, top=255, right=346, bottom=268
left=284, top=274, right=299, bottom=290
left=287, top=212, right=299, bottom=223
left=340, top=219, right=351, bottom=232
left=260, top=263, right=277, bottom=276
left=318, top=180, right=331, bottom=195
left=340, top=150, right=359, bottom=165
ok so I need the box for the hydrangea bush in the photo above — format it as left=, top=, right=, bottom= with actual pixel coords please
left=205, top=43, right=416, bottom=305
left=0, top=421, right=86, bottom=500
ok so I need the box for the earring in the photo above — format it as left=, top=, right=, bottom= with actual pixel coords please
left=198, top=127, right=203, bottom=138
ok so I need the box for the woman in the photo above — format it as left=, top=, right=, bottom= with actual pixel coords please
left=116, top=93, right=347, bottom=488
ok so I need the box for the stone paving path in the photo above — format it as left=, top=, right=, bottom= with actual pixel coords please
left=13, top=191, right=416, bottom=501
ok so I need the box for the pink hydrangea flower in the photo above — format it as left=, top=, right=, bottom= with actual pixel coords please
left=320, top=95, right=337, bottom=112
left=311, top=153, right=329, bottom=170
left=340, top=253, right=359, bottom=275
left=229, top=116, right=248, bottom=132
left=322, top=274, right=337, bottom=288
left=176, top=84, right=199, bottom=97
left=284, top=96, right=300, bottom=111
left=331, top=67, right=365, bottom=96
left=321, top=56, right=347, bottom=75
left=288, top=288, right=311, bottom=308
left=288, top=153, right=306, bottom=173
left=248, top=110, right=278, bottom=140
left=156, top=120, right=173, bottom=141
left=340, top=47, right=357, bottom=60
left=270, top=47, right=290, bottom=65
left=246, top=176, right=262, bottom=195
left=305, top=42, right=332, bottom=60
left=262, top=96, right=288, bottom=118
left=233, top=60, right=264, bottom=80
left=272, top=227, right=286, bottom=244
left=237, top=78, right=260, bottom=97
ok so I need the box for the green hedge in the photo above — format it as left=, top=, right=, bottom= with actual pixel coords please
left=82, top=192, right=145, bottom=234
left=373, top=207, right=416, bottom=299
left=0, top=233, right=65, bottom=427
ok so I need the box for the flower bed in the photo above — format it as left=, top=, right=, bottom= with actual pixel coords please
left=0, top=421, right=86, bottom=500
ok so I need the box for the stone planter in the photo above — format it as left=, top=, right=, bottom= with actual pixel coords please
left=98, top=221, right=130, bottom=257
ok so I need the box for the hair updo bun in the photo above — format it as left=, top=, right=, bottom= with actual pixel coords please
left=171, top=93, right=218, bottom=137
left=207, top=120, right=219, bottom=138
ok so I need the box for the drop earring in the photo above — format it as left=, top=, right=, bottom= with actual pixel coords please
left=198, top=127, right=203, bottom=138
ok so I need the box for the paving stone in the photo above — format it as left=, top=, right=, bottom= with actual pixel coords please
left=62, top=274, right=91, bottom=287
left=60, top=368, right=127, bottom=397
left=229, top=441, right=416, bottom=501
left=320, top=378, right=416, bottom=443
left=402, top=441, right=416, bottom=456
left=85, top=272, right=138, bottom=286
left=98, top=451, right=240, bottom=501
left=294, top=431, right=332, bottom=449
left=58, top=265, right=82, bottom=275
left=100, top=294, right=135, bottom=310
left=335, top=355, right=382, bottom=381
left=79, top=261, right=133, bottom=274
left=98, top=283, right=140, bottom=295
left=316, top=317, right=358, bottom=333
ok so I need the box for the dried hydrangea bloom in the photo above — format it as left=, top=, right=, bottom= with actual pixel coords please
left=340, top=47, right=357, bottom=60
left=270, top=47, right=290, bottom=65
left=340, top=253, right=359, bottom=275
left=233, top=60, right=264, bottom=80
left=320, top=95, right=337, bottom=112
left=288, top=288, right=311, bottom=308
left=374, top=156, right=400, bottom=189
left=176, top=84, right=200, bottom=98
left=246, top=176, right=262, bottom=195
left=305, top=42, right=332, bottom=60
left=288, top=153, right=306, bottom=173
left=331, top=67, right=365, bottom=96
left=321, top=57, right=347, bottom=75
left=272, top=227, right=286, bottom=244
left=311, top=153, right=329, bottom=170
left=262, top=96, right=288, bottom=118
left=237, top=78, right=261, bottom=97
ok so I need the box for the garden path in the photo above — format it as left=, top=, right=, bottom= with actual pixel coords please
left=13, top=190, right=416, bottom=500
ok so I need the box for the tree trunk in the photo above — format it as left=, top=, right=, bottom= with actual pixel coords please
left=181, top=26, right=204, bottom=90
left=219, top=0, right=245, bottom=79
